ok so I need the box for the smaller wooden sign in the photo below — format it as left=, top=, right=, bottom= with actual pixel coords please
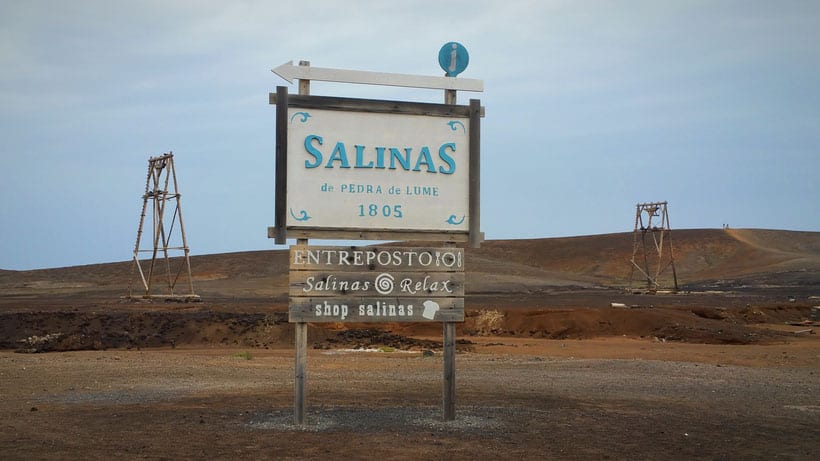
left=289, top=245, right=464, bottom=323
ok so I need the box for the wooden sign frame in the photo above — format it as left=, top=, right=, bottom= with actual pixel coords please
left=269, top=87, right=482, bottom=248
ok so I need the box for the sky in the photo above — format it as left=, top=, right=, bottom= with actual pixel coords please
left=1, top=0, right=818, bottom=270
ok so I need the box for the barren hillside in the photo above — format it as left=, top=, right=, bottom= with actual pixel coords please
left=0, top=229, right=818, bottom=352
left=470, top=228, right=819, bottom=287
left=2, top=228, right=817, bottom=298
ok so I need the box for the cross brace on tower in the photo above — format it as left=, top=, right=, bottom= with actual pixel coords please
left=629, top=201, right=678, bottom=293
left=129, top=152, right=198, bottom=300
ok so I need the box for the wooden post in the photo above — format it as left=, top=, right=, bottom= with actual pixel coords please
left=468, top=99, right=481, bottom=249
left=298, top=60, right=311, bottom=95
left=294, top=66, right=310, bottom=425
left=273, top=86, right=288, bottom=245
left=444, top=88, right=456, bottom=105
left=443, top=321, right=456, bottom=420
left=294, top=237, right=309, bottom=425
left=443, top=87, right=457, bottom=421
left=294, top=319, right=307, bottom=425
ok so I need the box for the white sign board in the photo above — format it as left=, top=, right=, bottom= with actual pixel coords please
left=285, top=106, right=470, bottom=233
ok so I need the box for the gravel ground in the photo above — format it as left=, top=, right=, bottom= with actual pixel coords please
left=1, top=345, right=818, bottom=460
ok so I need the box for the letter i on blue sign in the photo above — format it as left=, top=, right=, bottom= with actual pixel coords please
left=438, top=42, right=469, bottom=77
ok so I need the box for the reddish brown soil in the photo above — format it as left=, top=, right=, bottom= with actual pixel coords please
left=1, top=229, right=818, bottom=459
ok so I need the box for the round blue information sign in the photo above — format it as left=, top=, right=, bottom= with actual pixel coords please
left=438, top=42, right=469, bottom=77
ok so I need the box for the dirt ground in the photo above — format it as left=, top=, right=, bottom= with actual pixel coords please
left=1, top=293, right=818, bottom=460
left=1, top=229, right=819, bottom=459
left=1, top=335, right=818, bottom=460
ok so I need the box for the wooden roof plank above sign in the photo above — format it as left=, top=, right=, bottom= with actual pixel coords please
left=269, top=93, right=485, bottom=118
left=277, top=228, right=471, bottom=243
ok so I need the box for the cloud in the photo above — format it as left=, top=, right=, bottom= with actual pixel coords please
left=1, top=0, right=819, bottom=268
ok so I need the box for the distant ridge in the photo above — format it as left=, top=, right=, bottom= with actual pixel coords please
left=1, top=229, right=818, bottom=297
left=467, top=228, right=820, bottom=286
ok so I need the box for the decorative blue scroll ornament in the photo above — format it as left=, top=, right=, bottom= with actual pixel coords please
left=290, top=208, right=311, bottom=221
left=446, top=215, right=465, bottom=225
left=447, top=120, right=466, bottom=133
left=290, top=112, right=311, bottom=123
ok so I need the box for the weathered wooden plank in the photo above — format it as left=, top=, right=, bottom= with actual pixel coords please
left=469, top=98, right=481, bottom=249
left=290, top=245, right=465, bottom=272
left=443, top=322, right=456, bottom=420
left=269, top=93, right=485, bottom=118
left=289, top=271, right=464, bottom=297
left=280, top=228, right=469, bottom=243
left=294, top=322, right=307, bottom=425
left=273, top=86, right=288, bottom=244
left=289, top=297, right=464, bottom=323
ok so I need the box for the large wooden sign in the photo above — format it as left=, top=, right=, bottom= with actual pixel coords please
left=270, top=55, right=482, bottom=424
left=270, top=89, right=482, bottom=246
left=289, top=245, right=464, bottom=323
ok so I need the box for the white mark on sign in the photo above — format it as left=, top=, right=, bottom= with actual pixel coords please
left=375, top=273, right=395, bottom=295
left=422, top=300, right=440, bottom=320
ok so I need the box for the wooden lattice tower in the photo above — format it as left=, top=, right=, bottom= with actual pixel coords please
left=629, top=201, right=678, bottom=293
left=129, top=152, right=198, bottom=300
